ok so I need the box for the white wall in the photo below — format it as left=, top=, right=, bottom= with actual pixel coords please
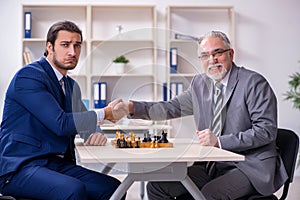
left=1, top=0, right=300, bottom=174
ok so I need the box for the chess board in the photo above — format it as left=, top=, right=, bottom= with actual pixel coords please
left=111, top=131, right=173, bottom=148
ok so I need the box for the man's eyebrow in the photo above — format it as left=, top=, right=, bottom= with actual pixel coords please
left=212, top=48, right=223, bottom=53
left=60, top=40, right=82, bottom=44
left=201, top=48, right=223, bottom=53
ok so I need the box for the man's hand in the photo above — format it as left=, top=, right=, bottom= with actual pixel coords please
left=196, top=129, right=219, bottom=147
left=84, top=132, right=107, bottom=146
left=104, top=98, right=129, bottom=122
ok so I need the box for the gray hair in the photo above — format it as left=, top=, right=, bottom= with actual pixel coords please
left=198, top=31, right=231, bottom=49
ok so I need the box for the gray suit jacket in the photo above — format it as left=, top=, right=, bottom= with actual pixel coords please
left=130, top=63, right=288, bottom=195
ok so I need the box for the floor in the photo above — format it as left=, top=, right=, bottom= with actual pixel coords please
left=113, top=175, right=300, bottom=200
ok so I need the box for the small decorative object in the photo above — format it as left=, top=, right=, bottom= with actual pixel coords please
left=115, top=25, right=124, bottom=39
left=116, top=25, right=124, bottom=35
left=112, top=55, right=129, bottom=74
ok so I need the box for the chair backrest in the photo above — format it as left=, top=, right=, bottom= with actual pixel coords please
left=276, top=128, right=299, bottom=200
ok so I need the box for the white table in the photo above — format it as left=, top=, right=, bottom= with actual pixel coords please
left=75, top=138, right=244, bottom=200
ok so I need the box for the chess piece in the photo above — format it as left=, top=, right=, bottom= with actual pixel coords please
left=119, top=134, right=125, bottom=148
left=131, top=137, right=136, bottom=148
left=136, top=136, right=141, bottom=148
left=159, top=131, right=169, bottom=143
left=150, top=141, right=155, bottom=148
left=143, top=132, right=152, bottom=142
left=125, top=136, right=130, bottom=148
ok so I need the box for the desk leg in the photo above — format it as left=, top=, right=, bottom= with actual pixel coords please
left=181, top=176, right=206, bottom=200
left=101, top=163, right=115, bottom=174
left=109, top=175, right=134, bottom=200
left=140, top=181, right=145, bottom=200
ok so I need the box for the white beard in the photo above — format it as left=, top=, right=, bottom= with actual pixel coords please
left=206, top=63, right=227, bottom=81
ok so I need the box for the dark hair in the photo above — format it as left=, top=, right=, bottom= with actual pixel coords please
left=44, top=20, right=82, bottom=56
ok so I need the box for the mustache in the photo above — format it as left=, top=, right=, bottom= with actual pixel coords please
left=208, top=63, right=224, bottom=70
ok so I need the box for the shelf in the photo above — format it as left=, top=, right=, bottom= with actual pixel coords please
left=22, top=4, right=157, bottom=108
left=91, top=6, right=156, bottom=41
left=165, top=6, right=235, bottom=137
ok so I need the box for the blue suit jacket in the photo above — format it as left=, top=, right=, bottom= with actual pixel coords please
left=0, top=57, right=97, bottom=177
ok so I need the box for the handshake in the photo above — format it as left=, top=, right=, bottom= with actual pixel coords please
left=103, top=98, right=132, bottom=123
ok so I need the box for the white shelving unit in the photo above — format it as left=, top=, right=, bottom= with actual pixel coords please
left=21, top=4, right=235, bottom=137
left=165, top=6, right=235, bottom=138
left=22, top=4, right=167, bottom=134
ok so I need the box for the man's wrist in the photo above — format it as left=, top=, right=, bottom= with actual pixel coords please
left=104, top=106, right=113, bottom=121
left=128, top=101, right=134, bottom=114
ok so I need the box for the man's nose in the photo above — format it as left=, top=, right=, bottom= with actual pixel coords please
left=68, top=45, right=76, bottom=55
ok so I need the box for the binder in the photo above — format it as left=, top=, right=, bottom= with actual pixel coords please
left=170, top=82, right=177, bottom=99
left=164, top=82, right=184, bottom=100
left=177, top=82, right=184, bottom=96
left=170, top=48, right=178, bottom=73
left=163, top=82, right=170, bottom=101
left=93, top=82, right=107, bottom=108
left=24, top=12, right=32, bottom=38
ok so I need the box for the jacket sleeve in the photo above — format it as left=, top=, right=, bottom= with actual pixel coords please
left=12, top=67, right=97, bottom=137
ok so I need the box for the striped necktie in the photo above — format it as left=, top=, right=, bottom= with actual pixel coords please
left=206, top=82, right=224, bottom=176
left=211, top=82, right=224, bottom=136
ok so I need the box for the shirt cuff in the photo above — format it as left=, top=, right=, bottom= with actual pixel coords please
left=94, top=109, right=105, bottom=124
left=218, top=137, right=222, bottom=148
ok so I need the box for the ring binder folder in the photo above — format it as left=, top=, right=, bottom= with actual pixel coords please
left=170, top=48, right=178, bottom=73
left=24, top=12, right=32, bottom=38
left=93, top=82, right=107, bottom=108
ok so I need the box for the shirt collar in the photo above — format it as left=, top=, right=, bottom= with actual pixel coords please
left=45, top=58, right=65, bottom=81
left=213, top=66, right=231, bottom=94
left=219, top=67, right=231, bottom=88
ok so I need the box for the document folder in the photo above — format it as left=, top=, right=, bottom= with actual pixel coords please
left=93, top=82, right=107, bottom=108
left=24, top=12, right=32, bottom=38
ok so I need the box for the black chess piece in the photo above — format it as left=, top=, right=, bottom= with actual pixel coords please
left=159, top=131, right=168, bottom=143
left=143, top=132, right=152, bottom=142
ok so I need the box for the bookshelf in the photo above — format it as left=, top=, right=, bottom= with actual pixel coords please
left=165, top=6, right=235, bottom=137
left=22, top=4, right=170, bottom=133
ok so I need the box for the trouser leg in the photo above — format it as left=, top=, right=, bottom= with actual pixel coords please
left=147, top=163, right=210, bottom=200
left=147, top=162, right=256, bottom=200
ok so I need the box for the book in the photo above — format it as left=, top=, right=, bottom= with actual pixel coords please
left=93, top=82, right=107, bottom=108
left=23, top=51, right=32, bottom=65
left=24, top=12, right=32, bottom=38
left=174, top=33, right=199, bottom=41
left=170, top=47, right=178, bottom=73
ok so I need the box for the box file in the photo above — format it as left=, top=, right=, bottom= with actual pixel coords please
left=93, top=82, right=107, bottom=108
left=170, top=48, right=178, bottom=73
left=24, top=12, right=32, bottom=38
left=163, top=82, right=184, bottom=100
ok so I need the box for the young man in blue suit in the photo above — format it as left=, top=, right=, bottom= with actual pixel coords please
left=0, top=21, right=128, bottom=199
left=126, top=31, right=288, bottom=199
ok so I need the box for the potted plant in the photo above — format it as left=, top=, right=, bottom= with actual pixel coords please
left=284, top=72, right=300, bottom=110
left=112, top=55, right=129, bottom=74
left=284, top=72, right=300, bottom=168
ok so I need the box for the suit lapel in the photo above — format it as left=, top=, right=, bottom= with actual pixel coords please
left=223, top=64, right=239, bottom=110
left=39, top=58, right=65, bottom=97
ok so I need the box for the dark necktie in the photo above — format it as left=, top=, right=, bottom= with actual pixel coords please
left=60, top=76, right=75, bottom=161
left=61, top=76, right=72, bottom=112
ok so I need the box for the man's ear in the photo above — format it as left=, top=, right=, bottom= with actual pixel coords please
left=46, top=42, right=53, bottom=54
